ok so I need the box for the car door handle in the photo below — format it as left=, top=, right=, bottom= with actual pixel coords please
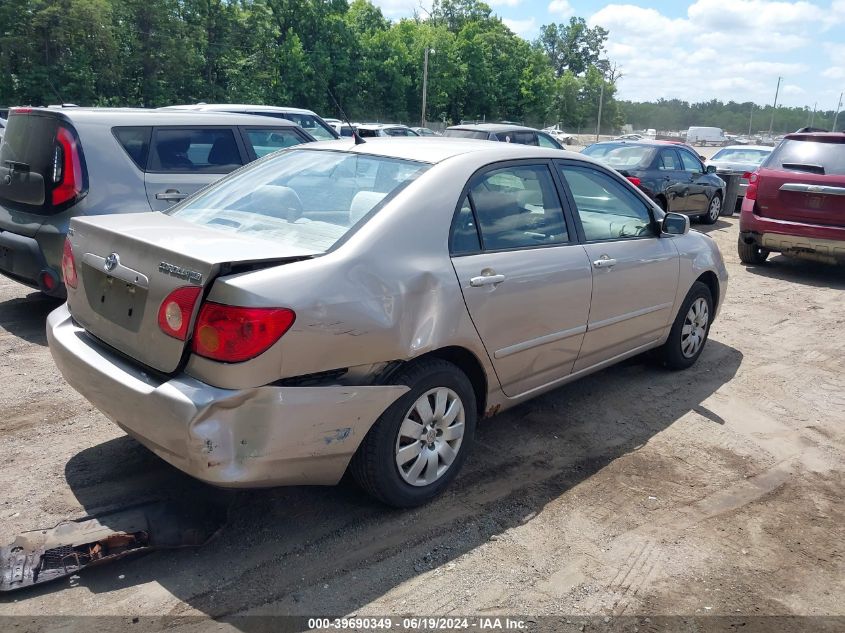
left=592, top=257, right=617, bottom=269
left=470, top=274, right=506, bottom=287
left=155, top=191, right=188, bottom=201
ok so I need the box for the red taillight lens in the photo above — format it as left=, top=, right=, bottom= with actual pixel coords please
left=744, top=171, right=759, bottom=201
left=626, top=176, right=641, bottom=186
left=52, top=127, right=83, bottom=206
left=158, top=286, right=203, bottom=340
left=192, top=303, right=295, bottom=363
left=61, top=239, right=78, bottom=289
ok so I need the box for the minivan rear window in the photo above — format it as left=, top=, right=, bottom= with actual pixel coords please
left=766, top=138, right=845, bottom=176
left=0, top=113, right=60, bottom=213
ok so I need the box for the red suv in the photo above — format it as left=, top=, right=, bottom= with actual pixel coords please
left=738, top=132, right=845, bottom=265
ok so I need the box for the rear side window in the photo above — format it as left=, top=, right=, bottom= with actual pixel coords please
left=244, top=128, right=307, bottom=158
left=149, top=128, right=243, bottom=173
left=468, top=164, right=568, bottom=250
left=113, top=126, right=151, bottom=170
left=658, top=149, right=681, bottom=170
left=766, top=138, right=845, bottom=176
left=508, top=131, right=537, bottom=146
left=443, top=129, right=489, bottom=140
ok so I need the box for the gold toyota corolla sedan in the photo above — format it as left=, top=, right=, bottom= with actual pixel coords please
left=48, top=138, right=728, bottom=507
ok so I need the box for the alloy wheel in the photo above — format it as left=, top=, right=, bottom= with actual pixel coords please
left=708, top=196, right=721, bottom=221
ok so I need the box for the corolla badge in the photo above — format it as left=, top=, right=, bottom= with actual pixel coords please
left=159, top=261, right=203, bottom=284
left=104, top=252, right=119, bottom=272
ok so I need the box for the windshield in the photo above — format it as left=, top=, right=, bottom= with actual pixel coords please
left=168, top=149, right=430, bottom=253
left=582, top=143, right=653, bottom=169
left=711, top=148, right=770, bottom=164
left=765, top=138, right=845, bottom=176
left=443, top=129, right=489, bottom=140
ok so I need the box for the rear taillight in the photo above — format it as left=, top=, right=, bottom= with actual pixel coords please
left=192, top=303, right=295, bottom=363
left=61, top=239, right=78, bottom=289
left=52, top=127, right=83, bottom=206
left=626, top=176, right=641, bottom=187
left=158, top=286, right=203, bottom=340
left=744, top=171, right=759, bottom=201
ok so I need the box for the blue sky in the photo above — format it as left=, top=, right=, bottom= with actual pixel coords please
left=371, top=0, right=845, bottom=110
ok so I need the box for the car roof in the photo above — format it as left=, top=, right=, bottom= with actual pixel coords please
left=301, top=137, right=588, bottom=165
left=14, top=107, right=302, bottom=127
left=448, top=123, right=538, bottom=133
left=714, top=145, right=772, bottom=152
left=163, top=103, right=320, bottom=116
left=783, top=132, right=845, bottom=143
left=589, top=140, right=669, bottom=148
left=356, top=123, right=409, bottom=129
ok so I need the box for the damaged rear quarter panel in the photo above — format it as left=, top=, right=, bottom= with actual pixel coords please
left=185, top=156, right=501, bottom=395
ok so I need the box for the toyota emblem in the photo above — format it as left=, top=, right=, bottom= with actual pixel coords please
left=104, top=252, right=119, bottom=272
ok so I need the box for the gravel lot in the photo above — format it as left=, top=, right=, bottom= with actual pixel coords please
left=1, top=184, right=843, bottom=630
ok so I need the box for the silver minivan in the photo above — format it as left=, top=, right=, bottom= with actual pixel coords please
left=0, top=108, right=314, bottom=296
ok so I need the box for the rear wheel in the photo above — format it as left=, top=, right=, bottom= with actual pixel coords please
left=737, top=237, right=770, bottom=265
left=350, top=358, right=477, bottom=507
left=701, top=194, right=722, bottom=224
left=658, top=281, right=713, bottom=370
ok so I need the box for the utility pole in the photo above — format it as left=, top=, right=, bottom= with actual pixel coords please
left=421, top=47, right=434, bottom=128
left=595, top=80, right=605, bottom=142
left=833, top=92, right=843, bottom=132
left=768, top=76, right=782, bottom=135
left=809, top=102, right=817, bottom=127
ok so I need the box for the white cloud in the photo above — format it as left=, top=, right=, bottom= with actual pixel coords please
left=488, top=0, right=523, bottom=6
left=822, top=66, right=845, bottom=80
left=588, top=0, right=828, bottom=106
left=548, top=0, right=575, bottom=18
left=503, top=17, right=537, bottom=36
left=369, top=0, right=419, bottom=19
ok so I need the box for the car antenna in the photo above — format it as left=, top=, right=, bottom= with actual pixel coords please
left=327, top=88, right=364, bottom=144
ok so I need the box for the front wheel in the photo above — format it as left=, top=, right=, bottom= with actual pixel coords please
left=701, top=194, right=722, bottom=224
left=350, top=358, right=477, bottom=507
left=658, top=281, right=713, bottom=370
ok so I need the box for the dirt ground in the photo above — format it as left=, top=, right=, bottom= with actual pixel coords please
left=1, top=186, right=843, bottom=631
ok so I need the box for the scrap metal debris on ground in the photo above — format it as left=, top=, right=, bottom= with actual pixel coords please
left=1, top=498, right=228, bottom=592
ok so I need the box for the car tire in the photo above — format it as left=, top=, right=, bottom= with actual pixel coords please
left=658, top=281, right=713, bottom=370
left=700, top=193, right=722, bottom=224
left=737, top=237, right=769, bottom=265
left=350, top=358, right=477, bottom=508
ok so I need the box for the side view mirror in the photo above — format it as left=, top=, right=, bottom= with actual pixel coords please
left=662, top=212, right=690, bottom=235
left=706, top=164, right=717, bottom=174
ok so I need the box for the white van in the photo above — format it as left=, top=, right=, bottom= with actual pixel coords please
left=687, top=126, right=727, bottom=147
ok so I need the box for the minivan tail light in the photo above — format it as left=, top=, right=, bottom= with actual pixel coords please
left=158, top=286, right=203, bottom=340
left=192, top=303, right=295, bottom=363
left=61, top=239, right=78, bottom=289
left=52, top=127, right=83, bottom=206
left=744, top=171, right=759, bottom=201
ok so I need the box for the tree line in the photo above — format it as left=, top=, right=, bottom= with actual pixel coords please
left=621, top=98, right=843, bottom=135
left=0, top=0, right=624, bottom=131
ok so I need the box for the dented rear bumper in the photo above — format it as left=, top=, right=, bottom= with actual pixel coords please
left=47, top=304, right=408, bottom=487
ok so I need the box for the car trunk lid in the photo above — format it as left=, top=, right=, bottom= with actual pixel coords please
left=755, top=136, right=845, bottom=227
left=66, top=212, right=312, bottom=373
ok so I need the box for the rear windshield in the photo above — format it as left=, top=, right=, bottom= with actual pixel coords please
left=710, top=148, right=770, bottom=164
left=253, top=112, right=337, bottom=141
left=168, top=149, right=430, bottom=253
left=582, top=143, right=654, bottom=169
left=443, top=129, right=489, bottom=140
left=765, top=138, right=845, bottom=176
left=0, top=113, right=58, bottom=212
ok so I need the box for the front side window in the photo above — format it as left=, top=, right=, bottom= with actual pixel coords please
left=169, top=149, right=429, bottom=253
left=257, top=112, right=337, bottom=140
left=679, top=150, right=704, bottom=172
left=150, top=128, right=243, bottom=173
left=244, top=128, right=307, bottom=158
left=468, top=164, right=568, bottom=250
left=558, top=164, right=656, bottom=241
